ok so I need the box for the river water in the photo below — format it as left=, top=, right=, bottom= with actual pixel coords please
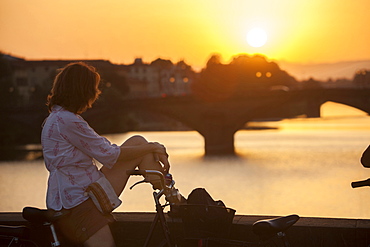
left=1, top=102, right=370, bottom=219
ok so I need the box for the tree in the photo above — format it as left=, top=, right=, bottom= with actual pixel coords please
left=354, top=70, right=370, bottom=88
left=206, top=53, right=222, bottom=68
left=192, top=54, right=297, bottom=102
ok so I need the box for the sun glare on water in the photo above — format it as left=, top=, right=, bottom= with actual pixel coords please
left=246, top=27, right=268, bottom=48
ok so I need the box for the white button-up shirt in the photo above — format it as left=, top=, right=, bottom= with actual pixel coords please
left=41, top=105, right=121, bottom=210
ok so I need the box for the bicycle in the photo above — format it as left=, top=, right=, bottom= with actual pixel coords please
left=0, top=207, right=67, bottom=247
left=126, top=169, right=300, bottom=247
left=0, top=170, right=299, bottom=247
left=0, top=169, right=178, bottom=247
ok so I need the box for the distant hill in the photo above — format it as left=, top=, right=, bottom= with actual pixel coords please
left=276, top=60, right=370, bottom=81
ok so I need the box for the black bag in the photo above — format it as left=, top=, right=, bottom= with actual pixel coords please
left=186, top=188, right=226, bottom=207
left=179, top=188, right=236, bottom=238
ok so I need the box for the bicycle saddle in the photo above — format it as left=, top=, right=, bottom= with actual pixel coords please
left=0, top=225, right=30, bottom=239
left=22, top=207, right=69, bottom=225
left=252, top=214, right=299, bottom=236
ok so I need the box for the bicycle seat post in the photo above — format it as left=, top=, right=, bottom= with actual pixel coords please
left=277, top=231, right=291, bottom=247
left=49, top=223, right=60, bottom=247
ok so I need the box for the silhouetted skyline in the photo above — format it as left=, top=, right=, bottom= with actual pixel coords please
left=1, top=0, right=370, bottom=70
left=3, top=51, right=369, bottom=81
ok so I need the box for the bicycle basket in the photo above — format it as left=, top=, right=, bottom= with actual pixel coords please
left=179, top=204, right=236, bottom=238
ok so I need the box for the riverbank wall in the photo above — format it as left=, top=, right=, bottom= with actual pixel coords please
left=1, top=212, right=369, bottom=246
left=0, top=213, right=370, bottom=247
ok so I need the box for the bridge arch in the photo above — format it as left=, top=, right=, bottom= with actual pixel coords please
left=5, top=88, right=370, bottom=157
left=320, top=101, right=368, bottom=118
left=119, top=88, right=370, bottom=156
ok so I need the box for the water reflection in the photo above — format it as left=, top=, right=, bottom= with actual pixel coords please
left=2, top=124, right=370, bottom=219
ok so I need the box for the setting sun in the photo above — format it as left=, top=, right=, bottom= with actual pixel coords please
left=1, top=0, right=370, bottom=69
left=246, top=28, right=268, bottom=48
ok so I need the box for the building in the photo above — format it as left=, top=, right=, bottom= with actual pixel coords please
left=2, top=55, right=197, bottom=106
left=2, top=55, right=117, bottom=106
left=126, top=58, right=196, bottom=98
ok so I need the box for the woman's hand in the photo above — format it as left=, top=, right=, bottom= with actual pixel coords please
left=150, top=142, right=170, bottom=173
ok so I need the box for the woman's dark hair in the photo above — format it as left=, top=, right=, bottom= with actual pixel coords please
left=46, top=62, right=101, bottom=114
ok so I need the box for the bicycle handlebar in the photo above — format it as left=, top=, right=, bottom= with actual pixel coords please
left=127, top=169, right=147, bottom=176
left=126, top=170, right=166, bottom=190
left=351, top=178, right=370, bottom=188
left=126, top=169, right=164, bottom=178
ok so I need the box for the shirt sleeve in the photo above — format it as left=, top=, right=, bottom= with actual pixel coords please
left=57, top=113, right=120, bottom=169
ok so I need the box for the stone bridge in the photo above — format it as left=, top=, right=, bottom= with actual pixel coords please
left=4, top=88, right=370, bottom=157
left=123, top=88, right=370, bottom=156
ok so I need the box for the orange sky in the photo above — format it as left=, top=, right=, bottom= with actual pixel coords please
left=1, top=0, right=370, bottom=69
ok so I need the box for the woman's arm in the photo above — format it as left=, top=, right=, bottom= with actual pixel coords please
left=117, top=142, right=170, bottom=172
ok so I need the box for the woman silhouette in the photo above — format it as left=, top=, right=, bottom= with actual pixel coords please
left=41, top=62, right=170, bottom=247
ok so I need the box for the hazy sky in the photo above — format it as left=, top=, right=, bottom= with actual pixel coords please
left=1, top=0, right=369, bottom=69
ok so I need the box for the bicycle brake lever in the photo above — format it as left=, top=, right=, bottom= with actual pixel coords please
left=129, top=179, right=148, bottom=190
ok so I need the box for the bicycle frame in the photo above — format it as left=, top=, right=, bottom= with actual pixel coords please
left=127, top=170, right=175, bottom=247
left=2, top=169, right=301, bottom=247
